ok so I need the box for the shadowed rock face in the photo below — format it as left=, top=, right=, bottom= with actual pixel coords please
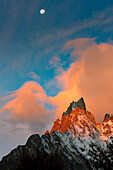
left=63, top=97, right=86, bottom=115
left=0, top=132, right=113, bottom=170
left=0, top=98, right=113, bottom=170
left=103, top=113, right=113, bottom=122
left=0, top=133, right=91, bottom=170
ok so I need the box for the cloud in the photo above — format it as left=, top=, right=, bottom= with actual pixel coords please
left=20, top=72, right=40, bottom=81
left=35, top=7, right=113, bottom=46
left=0, top=81, right=55, bottom=159
left=52, top=38, right=113, bottom=122
left=29, top=72, right=40, bottom=81
left=49, top=56, right=66, bottom=73
left=49, top=56, right=61, bottom=66
left=0, top=81, right=53, bottom=134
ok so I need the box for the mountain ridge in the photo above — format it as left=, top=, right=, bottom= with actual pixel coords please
left=0, top=98, right=113, bottom=170
left=46, top=98, right=113, bottom=141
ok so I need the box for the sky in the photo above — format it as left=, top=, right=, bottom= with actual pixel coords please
left=0, top=0, right=113, bottom=159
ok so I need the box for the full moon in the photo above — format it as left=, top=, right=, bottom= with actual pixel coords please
left=40, top=9, right=45, bottom=15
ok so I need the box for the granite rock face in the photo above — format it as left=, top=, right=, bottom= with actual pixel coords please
left=0, top=98, right=113, bottom=170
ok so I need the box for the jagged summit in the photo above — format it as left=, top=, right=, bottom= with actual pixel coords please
left=63, top=97, right=86, bottom=115
left=46, top=98, right=113, bottom=141
left=101, top=113, right=113, bottom=141
left=49, top=99, right=99, bottom=137
left=103, top=113, right=113, bottom=122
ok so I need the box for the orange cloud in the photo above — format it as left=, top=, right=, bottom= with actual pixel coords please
left=0, top=81, right=52, bottom=134
left=52, top=38, right=113, bottom=122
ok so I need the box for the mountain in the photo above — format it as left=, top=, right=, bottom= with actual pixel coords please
left=0, top=98, right=113, bottom=170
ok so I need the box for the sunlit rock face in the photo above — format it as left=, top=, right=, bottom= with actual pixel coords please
left=49, top=99, right=112, bottom=141
left=101, top=113, right=113, bottom=141
left=96, top=121, right=101, bottom=133
left=50, top=119, right=61, bottom=134
left=50, top=107, right=99, bottom=138
left=0, top=98, right=113, bottom=170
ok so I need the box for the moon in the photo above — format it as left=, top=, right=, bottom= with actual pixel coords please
left=40, top=9, right=45, bottom=15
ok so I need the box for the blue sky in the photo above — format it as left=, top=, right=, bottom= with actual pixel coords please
left=0, top=0, right=113, bottom=159
left=0, top=0, right=113, bottom=97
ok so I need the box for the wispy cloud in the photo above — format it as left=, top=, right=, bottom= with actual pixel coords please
left=49, top=56, right=66, bottom=72
left=20, top=72, right=40, bottom=81
left=34, top=6, right=113, bottom=46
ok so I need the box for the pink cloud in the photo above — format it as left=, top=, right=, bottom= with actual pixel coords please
left=0, top=81, right=52, bottom=134
left=49, top=56, right=65, bottom=73
left=53, top=38, right=113, bottom=122
left=20, top=72, right=40, bottom=81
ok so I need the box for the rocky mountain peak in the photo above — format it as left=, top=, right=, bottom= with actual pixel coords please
left=101, top=113, right=113, bottom=141
left=103, top=113, right=113, bottom=122
left=48, top=98, right=113, bottom=141
left=63, top=97, right=86, bottom=116
left=104, top=113, right=110, bottom=121
left=49, top=98, right=99, bottom=138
